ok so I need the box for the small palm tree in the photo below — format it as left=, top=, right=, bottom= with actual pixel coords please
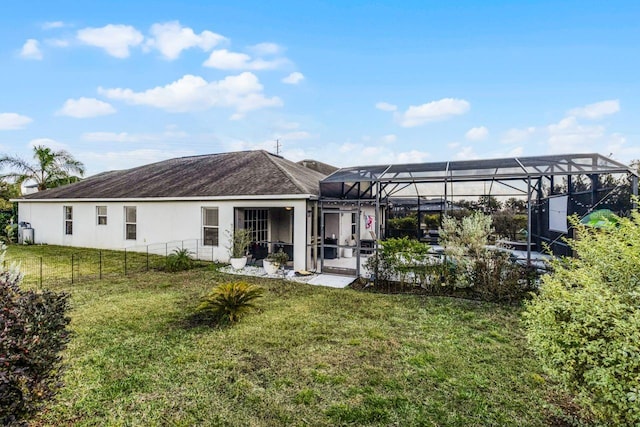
left=197, top=282, right=264, bottom=323
left=0, top=145, right=85, bottom=192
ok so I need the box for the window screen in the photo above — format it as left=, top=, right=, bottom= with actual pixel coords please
left=64, top=206, right=73, bottom=235
left=203, top=207, right=219, bottom=246
left=124, top=206, right=136, bottom=240
left=97, top=206, right=107, bottom=225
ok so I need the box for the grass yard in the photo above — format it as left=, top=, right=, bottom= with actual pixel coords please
left=23, top=261, right=577, bottom=427
left=4, top=244, right=188, bottom=287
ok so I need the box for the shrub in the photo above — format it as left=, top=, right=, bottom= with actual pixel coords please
left=165, top=248, right=194, bottom=272
left=266, top=250, right=289, bottom=268
left=523, top=212, right=640, bottom=425
left=0, top=250, right=71, bottom=426
left=365, top=237, right=435, bottom=289
left=197, top=282, right=264, bottom=323
left=438, top=211, right=535, bottom=301
left=387, top=215, right=418, bottom=231
left=492, top=211, right=527, bottom=241
left=439, top=211, right=494, bottom=288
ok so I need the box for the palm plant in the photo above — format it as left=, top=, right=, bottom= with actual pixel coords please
left=197, top=282, right=264, bottom=323
left=0, top=145, right=85, bottom=192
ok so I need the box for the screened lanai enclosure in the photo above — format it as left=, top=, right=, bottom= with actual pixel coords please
left=319, top=153, right=638, bottom=276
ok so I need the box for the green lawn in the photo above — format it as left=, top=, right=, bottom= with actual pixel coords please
left=23, top=261, right=577, bottom=427
left=4, top=244, right=188, bottom=287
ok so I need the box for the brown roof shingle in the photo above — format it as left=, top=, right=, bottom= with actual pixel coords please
left=21, top=150, right=327, bottom=200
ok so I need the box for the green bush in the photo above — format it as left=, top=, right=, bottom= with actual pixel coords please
left=387, top=215, right=418, bottom=231
left=492, top=212, right=527, bottom=241
left=440, top=211, right=494, bottom=288
left=266, top=249, right=289, bottom=268
left=365, top=237, right=437, bottom=289
left=165, top=248, right=194, bottom=272
left=197, top=282, right=264, bottom=323
left=523, top=212, right=640, bottom=425
left=439, top=212, right=534, bottom=301
left=0, top=251, right=71, bottom=426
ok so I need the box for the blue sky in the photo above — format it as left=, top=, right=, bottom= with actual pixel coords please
left=1, top=0, right=639, bottom=175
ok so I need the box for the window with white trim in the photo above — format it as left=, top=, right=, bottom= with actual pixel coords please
left=124, top=206, right=137, bottom=240
left=64, top=206, right=73, bottom=235
left=203, top=207, right=219, bottom=246
left=97, top=206, right=107, bottom=225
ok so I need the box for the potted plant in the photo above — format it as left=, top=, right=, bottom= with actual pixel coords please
left=227, top=228, right=252, bottom=270
left=263, top=249, right=289, bottom=275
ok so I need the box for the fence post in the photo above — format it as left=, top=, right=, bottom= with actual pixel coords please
left=71, top=254, right=74, bottom=284
left=99, top=251, right=102, bottom=280
left=39, top=257, right=42, bottom=289
left=124, top=249, right=127, bottom=276
left=196, top=239, right=198, bottom=260
left=146, top=246, right=149, bottom=272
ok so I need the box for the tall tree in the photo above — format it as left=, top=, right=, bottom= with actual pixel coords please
left=0, top=145, right=85, bottom=193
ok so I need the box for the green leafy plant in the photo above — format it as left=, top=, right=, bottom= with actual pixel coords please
left=439, top=211, right=494, bottom=288
left=365, top=237, right=435, bottom=289
left=197, top=281, right=264, bottom=323
left=165, top=248, right=194, bottom=272
left=0, top=247, right=71, bottom=426
left=523, top=211, right=640, bottom=425
left=266, top=249, right=289, bottom=268
left=227, top=228, right=252, bottom=258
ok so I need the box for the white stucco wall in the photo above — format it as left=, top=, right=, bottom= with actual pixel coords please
left=18, top=197, right=310, bottom=270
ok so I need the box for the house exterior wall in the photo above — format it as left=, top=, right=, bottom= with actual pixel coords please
left=18, top=198, right=309, bottom=270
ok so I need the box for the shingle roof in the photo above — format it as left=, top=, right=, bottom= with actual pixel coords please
left=20, top=150, right=327, bottom=200
left=296, top=159, right=339, bottom=176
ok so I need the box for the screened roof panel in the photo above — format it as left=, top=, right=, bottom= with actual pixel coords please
left=322, top=153, right=635, bottom=184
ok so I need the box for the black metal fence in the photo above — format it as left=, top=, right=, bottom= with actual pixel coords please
left=6, top=239, right=217, bottom=288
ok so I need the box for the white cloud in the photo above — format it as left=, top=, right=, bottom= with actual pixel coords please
left=282, top=72, right=304, bottom=85
left=249, top=42, right=282, bottom=56
left=335, top=142, right=429, bottom=165
left=397, top=98, right=470, bottom=127
left=99, top=72, right=282, bottom=116
left=546, top=116, right=606, bottom=154
left=381, top=134, right=397, bottom=143
left=0, top=113, right=33, bottom=130
left=82, top=130, right=189, bottom=143
left=568, top=100, right=620, bottom=120
left=77, top=24, right=144, bottom=58
left=28, top=138, right=68, bottom=150
left=20, top=39, right=43, bottom=60
left=453, top=146, right=478, bottom=160
left=273, top=120, right=300, bottom=130
left=57, top=97, right=116, bottom=118
left=605, top=133, right=640, bottom=163
left=447, top=142, right=460, bottom=149
left=46, top=39, right=70, bottom=47
left=396, top=150, right=430, bottom=163
left=203, top=49, right=287, bottom=70
left=505, top=146, right=524, bottom=157
left=42, top=21, right=65, bottom=30
left=465, top=126, right=488, bottom=141
left=146, top=21, right=226, bottom=60
left=275, top=131, right=312, bottom=141
left=501, top=127, right=536, bottom=144
left=375, top=102, right=397, bottom=112
left=81, top=149, right=194, bottom=174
